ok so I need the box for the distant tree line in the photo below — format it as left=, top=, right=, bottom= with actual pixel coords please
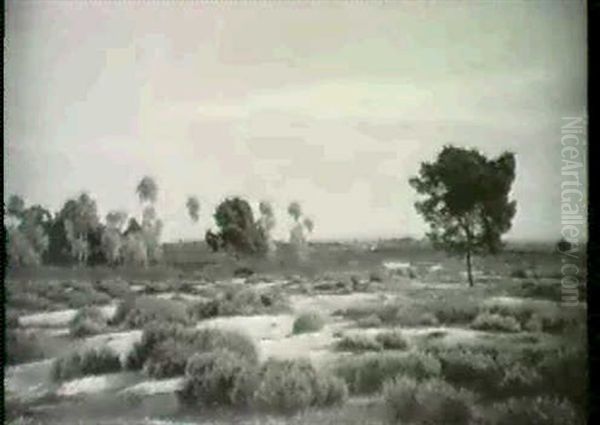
left=5, top=176, right=316, bottom=267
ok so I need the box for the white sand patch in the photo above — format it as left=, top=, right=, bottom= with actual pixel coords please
left=19, top=304, right=118, bottom=328
left=81, top=330, right=143, bottom=363
left=196, top=314, right=296, bottom=342
left=5, top=359, right=55, bottom=401
left=119, top=377, right=184, bottom=396
left=290, top=293, right=383, bottom=316
left=56, top=372, right=138, bottom=397
left=131, top=284, right=145, bottom=293
left=155, top=292, right=209, bottom=303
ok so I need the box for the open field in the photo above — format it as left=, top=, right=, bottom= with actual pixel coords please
left=5, top=241, right=588, bottom=425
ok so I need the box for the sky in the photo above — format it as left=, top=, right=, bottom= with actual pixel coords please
left=5, top=0, right=587, bottom=242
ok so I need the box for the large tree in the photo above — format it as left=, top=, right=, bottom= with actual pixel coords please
left=207, top=197, right=268, bottom=256
left=409, top=145, right=517, bottom=286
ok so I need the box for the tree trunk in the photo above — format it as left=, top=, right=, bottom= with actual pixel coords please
left=466, top=249, right=474, bottom=287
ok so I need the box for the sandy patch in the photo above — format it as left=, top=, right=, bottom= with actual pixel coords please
left=155, top=292, right=209, bottom=303
left=56, top=372, right=139, bottom=397
left=5, top=359, right=55, bottom=401
left=81, top=330, right=143, bottom=362
left=19, top=304, right=118, bottom=328
left=290, top=293, right=383, bottom=316
left=196, top=314, right=295, bottom=342
left=119, top=377, right=184, bottom=396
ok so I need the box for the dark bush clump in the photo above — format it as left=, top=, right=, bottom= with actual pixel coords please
left=5, top=331, right=46, bottom=365
left=335, top=334, right=383, bottom=352
left=178, top=349, right=258, bottom=407
left=69, top=306, right=108, bottom=337
left=52, top=347, right=121, bottom=381
left=335, top=351, right=441, bottom=395
left=489, top=396, right=581, bottom=425
left=375, top=331, right=409, bottom=350
left=293, top=312, right=325, bottom=334
left=383, top=376, right=475, bottom=425
left=112, top=296, right=191, bottom=328
left=254, top=358, right=347, bottom=414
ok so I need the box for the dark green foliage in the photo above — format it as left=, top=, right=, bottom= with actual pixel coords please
left=126, top=322, right=259, bottom=379
left=178, top=349, right=258, bottom=407
left=254, top=358, right=348, bottom=413
left=52, top=347, right=121, bottom=381
left=335, top=351, right=442, bottom=394
left=383, top=377, right=475, bottom=425
left=69, top=306, right=108, bottom=337
left=489, top=396, right=582, bottom=425
left=293, top=312, right=325, bottom=334
left=5, top=331, right=47, bottom=365
left=112, top=296, right=191, bottom=328
left=409, top=146, right=517, bottom=286
left=375, top=331, right=409, bottom=350
left=208, top=197, right=269, bottom=256
left=336, top=334, right=383, bottom=352
left=471, top=313, right=521, bottom=333
left=188, top=286, right=289, bottom=319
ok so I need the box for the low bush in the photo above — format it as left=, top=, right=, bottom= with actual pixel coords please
left=336, top=334, right=382, bottom=352
left=335, top=351, right=441, bottom=394
left=5, top=331, right=46, bottom=365
left=357, top=314, right=383, bottom=328
left=435, top=348, right=502, bottom=397
left=383, top=376, right=475, bottom=425
left=126, top=322, right=259, bottom=378
left=52, top=347, right=121, bottom=381
left=471, top=313, right=521, bottom=333
left=254, top=358, right=347, bottom=414
left=94, top=279, right=131, bottom=298
left=178, top=349, right=258, bottom=407
left=375, top=331, right=409, bottom=350
left=188, top=286, right=289, bottom=320
left=489, top=396, right=581, bottom=425
left=69, top=306, right=108, bottom=337
left=112, top=296, right=191, bottom=328
left=293, top=312, right=325, bottom=334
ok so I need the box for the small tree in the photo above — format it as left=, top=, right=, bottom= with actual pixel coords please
left=186, top=196, right=200, bottom=223
left=409, top=145, right=517, bottom=286
left=207, top=197, right=268, bottom=257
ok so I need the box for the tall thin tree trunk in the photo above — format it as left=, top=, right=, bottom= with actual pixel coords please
left=466, top=249, right=474, bottom=287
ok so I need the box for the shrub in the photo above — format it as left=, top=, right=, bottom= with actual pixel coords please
left=112, top=296, right=191, bottom=328
left=357, top=314, right=383, bottom=328
left=126, top=323, right=259, bottom=378
left=394, top=305, right=439, bottom=327
left=375, top=331, right=409, bottom=350
left=293, top=312, right=325, bottom=334
left=524, top=314, right=543, bottom=332
left=538, top=347, right=587, bottom=410
left=94, top=279, right=131, bottom=298
left=125, top=321, right=186, bottom=370
left=431, top=300, right=479, bottom=324
left=52, top=347, right=121, bottom=381
left=254, top=358, right=347, bottom=414
left=336, top=334, right=382, bottom=352
left=471, top=313, right=521, bottom=333
left=69, top=306, right=108, bottom=337
left=234, top=266, right=255, bottom=278
left=383, top=376, right=475, bottom=425
left=178, top=349, right=258, bottom=407
left=369, top=270, right=386, bottom=282
left=5, top=331, right=46, bottom=365
left=436, top=348, right=502, bottom=397
left=187, top=286, right=289, bottom=319
left=499, top=363, right=543, bottom=398
left=335, top=351, right=441, bottom=394
left=489, top=396, right=581, bottom=425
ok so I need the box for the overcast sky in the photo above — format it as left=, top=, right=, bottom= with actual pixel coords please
left=5, top=0, right=586, bottom=242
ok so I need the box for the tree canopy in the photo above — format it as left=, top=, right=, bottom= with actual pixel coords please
left=409, top=145, right=517, bottom=286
